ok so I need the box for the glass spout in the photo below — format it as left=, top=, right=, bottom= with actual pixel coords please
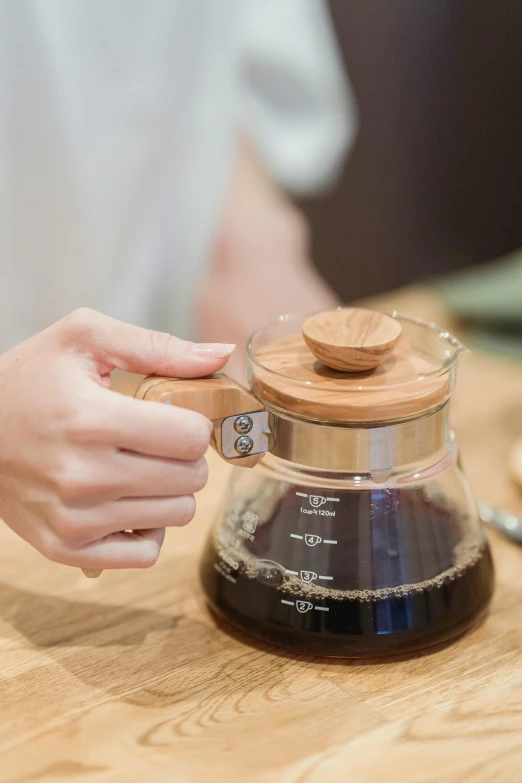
left=387, top=312, right=469, bottom=378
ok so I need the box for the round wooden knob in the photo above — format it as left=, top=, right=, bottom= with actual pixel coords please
left=302, top=308, right=402, bottom=372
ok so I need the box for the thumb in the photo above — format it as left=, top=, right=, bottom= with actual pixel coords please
left=62, top=309, right=236, bottom=377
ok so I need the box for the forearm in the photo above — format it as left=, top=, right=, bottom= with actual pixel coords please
left=196, top=137, right=338, bottom=378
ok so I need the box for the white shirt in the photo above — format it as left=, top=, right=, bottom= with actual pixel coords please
left=0, top=0, right=355, bottom=351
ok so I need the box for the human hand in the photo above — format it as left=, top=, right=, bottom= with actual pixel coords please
left=0, top=309, right=235, bottom=570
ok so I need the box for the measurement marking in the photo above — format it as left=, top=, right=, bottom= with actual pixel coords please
left=296, top=492, right=308, bottom=498
left=290, top=533, right=304, bottom=540
left=326, top=497, right=340, bottom=502
left=281, top=600, right=295, bottom=606
left=286, top=570, right=298, bottom=576
left=319, top=575, right=333, bottom=580
left=315, top=607, right=330, bottom=612
left=323, top=539, right=338, bottom=545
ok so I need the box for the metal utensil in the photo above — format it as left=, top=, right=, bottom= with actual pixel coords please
left=479, top=502, right=522, bottom=545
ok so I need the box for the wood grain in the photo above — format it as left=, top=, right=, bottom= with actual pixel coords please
left=302, top=307, right=402, bottom=371
left=251, top=331, right=451, bottom=423
left=135, top=373, right=264, bottom=468
left=1, top=287, right=522, bottom=782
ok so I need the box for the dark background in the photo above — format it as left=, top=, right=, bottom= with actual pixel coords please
left=301, top=0, right=522, bottom=301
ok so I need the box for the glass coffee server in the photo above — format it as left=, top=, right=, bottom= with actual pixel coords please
left=136, top=308, right=494, bottom=657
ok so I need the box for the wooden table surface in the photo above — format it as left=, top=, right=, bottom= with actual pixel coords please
left=2, top=289, right=522, bottom=783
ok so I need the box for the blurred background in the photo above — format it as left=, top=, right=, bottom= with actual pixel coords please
left=301, top=0, right=522, bottom=301
left=2, top=0, right=521, bottom=356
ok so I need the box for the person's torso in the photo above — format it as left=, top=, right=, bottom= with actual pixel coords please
left=0, top=0, right=240, bottom=349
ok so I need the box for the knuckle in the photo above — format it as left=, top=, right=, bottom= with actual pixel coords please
left=52, top=459, right=103, bottom=506
left=50, top=507, right=86, bottom=546
left=185, top=417, right=212, bottom=459
left=61, top=307, right=100, bottom=336
left=54, top=469, right=90, bottom=504
left=37, top=529, right=61, bottom=561
left=148, top=330, right=179, bottom=368
left=38, top=529, right=77, bottom=565
left=189, top=457, right=209, bottom=493
left=136, top=541, right=161, bottom=569
left=63, top=411, right=108, bottom=446
left=55, top=307, right=108, bottom=351
left=62, top=414, right=89, bottom=445
left=175, top=495, right=196, bottom=527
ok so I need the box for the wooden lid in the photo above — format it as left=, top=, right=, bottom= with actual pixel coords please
left=249, top=309, right=457, bottom=423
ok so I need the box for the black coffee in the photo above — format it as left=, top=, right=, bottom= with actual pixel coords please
left=200, top=485, right=494, bottom=656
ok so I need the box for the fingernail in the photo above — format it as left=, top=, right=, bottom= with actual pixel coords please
left=192, top=343, right=236, bottom=359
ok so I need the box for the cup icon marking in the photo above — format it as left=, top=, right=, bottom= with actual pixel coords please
left=305, top=534, right=322, bottom=547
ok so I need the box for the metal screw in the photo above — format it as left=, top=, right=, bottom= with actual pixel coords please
left=234, top=435, right=254, bottom=455
left=234, top=415, right=253, bottom=434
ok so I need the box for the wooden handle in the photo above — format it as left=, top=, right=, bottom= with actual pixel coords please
left=134, top=373, right=267, bottom=468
